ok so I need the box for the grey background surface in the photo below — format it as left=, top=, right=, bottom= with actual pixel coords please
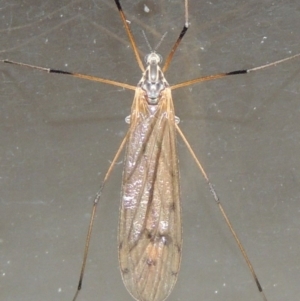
left=1, top=1, right=300, bottom=301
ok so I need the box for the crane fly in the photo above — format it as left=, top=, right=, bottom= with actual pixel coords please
left=1, top=0, right=300, bottom=301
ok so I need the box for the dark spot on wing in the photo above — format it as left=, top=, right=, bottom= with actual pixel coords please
left=145, top=230, right=173, bottom=246
left=122, top=268, right=129, bottom=274
left=146, top=258, right=157, bottom=266
left=175, top=243, right=181, bottom=253
left=170, top=202, right=176, bottom=211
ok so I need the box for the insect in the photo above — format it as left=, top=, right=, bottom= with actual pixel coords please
left=1, top=1, right=299, bottom=301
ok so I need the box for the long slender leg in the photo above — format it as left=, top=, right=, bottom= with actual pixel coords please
left=171, top=52, right=300, bottom=90
left=1, top=59, right=136, bottom=90
left=162, top=0, right=189, bottom=73
left=176, top=124, right=268, bottom=301
left=114, top=0, right=145, bottom=72
left=72, top=133, right=129, bottom=301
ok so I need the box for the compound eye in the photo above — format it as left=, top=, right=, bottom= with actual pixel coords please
left=144, top=54, right=150, bottom=64
left=157, top=53, right=163, bottom=64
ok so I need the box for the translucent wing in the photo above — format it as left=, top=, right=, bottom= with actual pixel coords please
left=119, top=87, right=182, bottom=301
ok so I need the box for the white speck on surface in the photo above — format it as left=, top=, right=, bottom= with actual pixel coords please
left=261, top=36, right=267, bottom=44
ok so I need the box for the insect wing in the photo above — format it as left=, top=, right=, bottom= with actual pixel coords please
left=119, top=88, right=182, bottom=301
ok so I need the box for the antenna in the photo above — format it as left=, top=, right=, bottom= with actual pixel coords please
left=141, top=30, right=168, bottom=53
